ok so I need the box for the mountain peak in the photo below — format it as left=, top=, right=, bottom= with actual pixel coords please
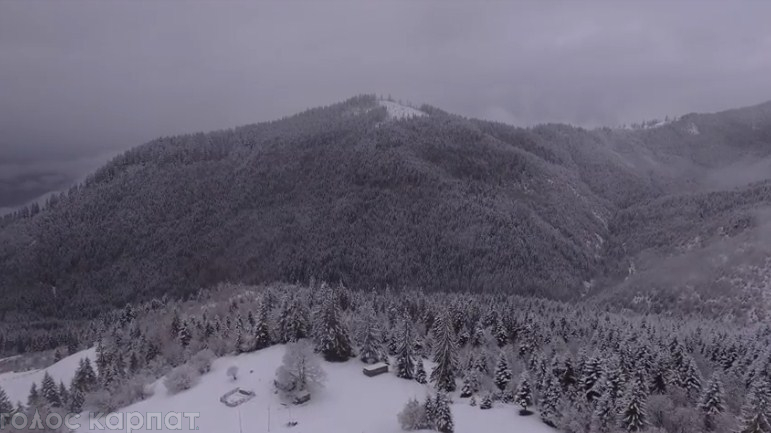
left=376, top=99, right=427, bottom=120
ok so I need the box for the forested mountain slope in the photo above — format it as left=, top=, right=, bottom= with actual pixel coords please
left=1, top=95, right=771, bottom=321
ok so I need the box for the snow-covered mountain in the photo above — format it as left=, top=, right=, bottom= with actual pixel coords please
left=2, top=95, right=771, bottom=321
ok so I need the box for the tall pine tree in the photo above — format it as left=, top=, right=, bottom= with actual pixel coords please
left=0, top=386, right=13, bottom=423
left=430, top=312, right=459, bottom=392
left=434, top=392, right=454, bottom=433
left=698, top=372, right=724, bottom=431
left=592, top=391, right=617, bottom=433
left=581, top=356, right=603, bottom=403
left=41, top=372, right=61, bottom=407
left=494, top=352, right=512, bottom=392
left=27, top=383, right=40, bottom=408
left=619, top=372, right=648, bottom=432
left=315, top=290, right=354, bottom=362
left=515, top=373, right=533, bottom=415
left=395, top=318, right=416, bottom=380
left=736, top=380, right=771, bottom=433
left=540, top=376, right=561, bottom=427
left=359, top=304, right=384, bottom=364
left=415, top=359, right=427, bottom=384
left=252, top=299, right=273, bottom=351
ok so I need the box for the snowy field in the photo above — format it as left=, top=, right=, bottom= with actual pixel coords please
left=2, top=345, right=555, bottom=433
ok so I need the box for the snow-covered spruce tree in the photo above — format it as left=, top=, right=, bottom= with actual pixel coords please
left=114, top=353, right=127, bottom=379
left=78, top=358, right=98, bottom=391
left=602, top=356, right=626, bottom=403
left=68, top=383, right=84, bottom=413
left=178, top=320, right=192, bottom=348
left=234, top=325, right=245, bottom=354
left=276, top=296, right=293, bottom=343
left=0, top=386, right=13, bottom=423
left=473, top=351, right=490, bottom=376
left=501, top=381, right=516, bottom=404
left=359, top=305, right=384, bottom=364
left=698, top=372, right=724, bottom=431
left=278, top=296, right=309, bottom=343
left=58, top=381, right=69, bottom=407
left=560, top=356, right=577, bottom=390
left=457, top=328, right=470, bottom=348
left=315, top=291, right=355, bottom=362
left=128, top=352, right=140, bottom=375
left=41, top=372, right=61, bottom=407
left=619, top=373, right=648, bottom=432
left=99, top=361, right=117, bottom=389
left=736, top=380, right=771, bottom=433
left=680, top=355, right=702, bottom=401
left=434, top=392, right=454, bottom=433
left=469, top=395, right=477, bottom=407
left=396, top=319, right=416, bottom=380
left=27, top=383, right=41, bottom=408
left=430, top=312, right=459, bottom=392
left=581, top=355, right=603, bottom=403
left=515, top=373, right=533, bottom=415
left=494, top=352, right=512, bottom=392
left=460, top=373, right=474, bottom=398
left=494, top=321, right=508, bottom=348
left=424, top=394, right=436, bottom=429
left=539, top=376, right=561, bottom=427
left=591, top=391, right=617, bottom=433
left=471, top=323, right=486, bottom=348
left=275, top=340, right=326, bottom=398
left=169, top=310, right=182, bottom=339
left=649, top=360, right=668, bottom=395
left=252, top=299, right=273, bottom=351
left=480, top=393, right=493, bottom=409
left=464, top=353, right=476, bottom=372
left=388, top=329, right=400, bottom=356
left=95, top=341, right=109, bottom=377
left=415, top=358, right=427, bottom=384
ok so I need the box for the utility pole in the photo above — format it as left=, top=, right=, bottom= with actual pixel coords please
left=238, top=407, right=243, bottom=433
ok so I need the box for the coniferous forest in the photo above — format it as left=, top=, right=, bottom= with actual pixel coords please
left=3, top=3, right=771, bottom=432
left=3, top=282, right=770, bottom=433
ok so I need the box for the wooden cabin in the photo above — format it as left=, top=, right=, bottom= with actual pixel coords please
left=362, top=362, right=389, bottom=377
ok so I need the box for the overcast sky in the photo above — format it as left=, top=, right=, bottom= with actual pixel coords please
left=2, top=1, right=771, bottom=208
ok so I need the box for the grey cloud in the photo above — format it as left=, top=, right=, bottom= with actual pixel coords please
left=1, top=1, right=770, bottom=192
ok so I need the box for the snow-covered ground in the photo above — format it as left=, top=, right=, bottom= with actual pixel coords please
left=0, top=347, right=96, bottom=405
left=378, top=100, right=427, bottom=120
left=0, top=345, right=555, bottom=432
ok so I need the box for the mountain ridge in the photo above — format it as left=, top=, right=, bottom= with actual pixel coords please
left=1, top=95, right=770, bottom=321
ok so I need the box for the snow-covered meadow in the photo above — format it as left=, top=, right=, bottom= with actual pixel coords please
left=0, top=348, right=96, bottom=405
left=1, top=345, right=554, bottom=433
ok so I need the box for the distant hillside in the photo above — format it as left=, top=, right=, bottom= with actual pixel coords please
left=2, top=95, right=771, bottom=321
